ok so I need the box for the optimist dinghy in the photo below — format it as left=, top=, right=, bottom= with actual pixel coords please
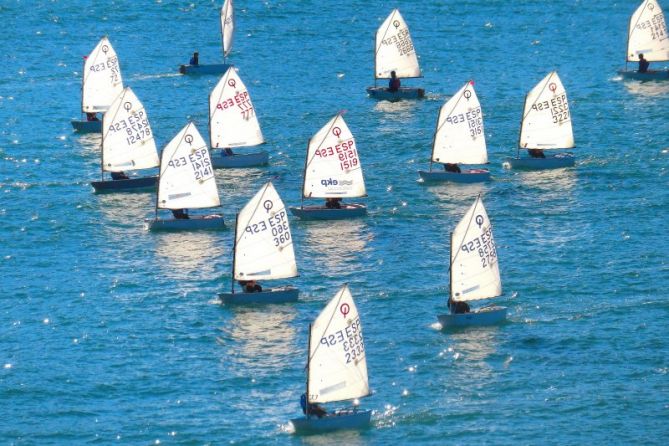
left=290, top=113, right=367, bottom=220
left=366, top=9, right=425, bottom=101
left=504, top=71, right=575, bottom=170
left=219, top=182, right=299, bottom=304
left=146, top=122, right=224, bottom=231
left=418, top=81, right=491, bottom=183
left=437, top=195, right=506, bottom=328
left=618, top=0, right=669, bottom=80
left=179, top=0, right=233, bottom=75
left=91, top=87, right=159, bottom=193
left=71, top=36, right=123, bottom=133
left=208, top=66, right=269, bottom=168
left=290, top=285, right=372, bottom=434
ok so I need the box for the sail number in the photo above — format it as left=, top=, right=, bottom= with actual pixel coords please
left=167, top=147, right=213, bottom=180
left=381, top=28, right=414, bottom=57
left=531, top=94, right=570, bottom=124
left=461, top=226, right=498, bottom=268
left=635, top=13, right=667, bottom=41
left=319, top=317, right=365, bottom=364
left=216, top=91, right=255, bottom=120
left=89, top=55, right=120, bottom=83
left=244, top=210, right=291, bottom=246
left=446, top=107, right=483, bottom=138
left=108, top=111, right=152, bottom=146
left=314, top=139, right=359, bottom=171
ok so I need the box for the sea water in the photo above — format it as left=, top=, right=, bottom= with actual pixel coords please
left=1, top=0, right=667, bottom=444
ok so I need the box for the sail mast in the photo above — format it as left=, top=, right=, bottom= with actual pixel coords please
left=305, top=323, right=312, bottom=417
left=230, top=212, right=239, bottom=294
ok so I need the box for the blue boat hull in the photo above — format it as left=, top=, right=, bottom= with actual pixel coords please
left=366, top=86, right=425, bottom=100
left=290, top=409, right=371, bottom=434
left=219, top=286, right=299, bottom=305
left=211, top=150, right=269, bottom=168
left=91, top=176, right=158, bottom=193
left=504, top=153, right=574, bottom=170
left=71, top=120, right=102, bottom=133
left=179, top=64, right=231, bottom=75
left=289, top=204, right=366, bottom=220
left=438, top=305, right=507, bottom=328
left=418, top=168, right=491, bottom=183
left=618, top=69, right=669, bottom=81
left=146, top=215, right=225, bottom=231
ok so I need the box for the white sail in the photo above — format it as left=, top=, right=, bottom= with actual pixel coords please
left=518, top=71, right=574, bottom=150
left=308, top=285, right=369, bottom=404
left=157, top=123, right=219, bottom=210
left=101, top=87, right=159, bottom=172
left=209, top=67, right=264, bottom=149
left=451, top=196, right=502, bottom=302
left=234, top=182, right=297, bottom=281
left=431, top=81, right=487, bottom=165
left=221, top=0, right=234, bottom=58
left=302, top=113, right=366, bottom=199
left=374, top=9, right=421, bottom=79
left=82, top=36, right=123, bottom=113
left=627, top=0, right=669, bottom=62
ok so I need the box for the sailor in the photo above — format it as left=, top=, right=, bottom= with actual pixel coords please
left=171, top=209, right=189, bottom=220
left=190, top=51, right=199, bottom=66
left=528, top=149, right=546, bottom=159
left=638, top=53, right=649, bottom=73
left=300, top=393, right=327, bottom=418
left=111, top=171, right=129, bottom=180
left=325, top=198, right=342, bottom=209
left=388, top=70, right=401, bottom=92
left=239, top=280, right=262, bottom=293
left=444, top=163, right=461, bottom=173
left=86, top=112, right=100, bottom=122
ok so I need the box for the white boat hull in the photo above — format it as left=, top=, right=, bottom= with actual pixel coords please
left=618, top=69, right=669, bottom=81
left=418, top=168, right=490, bottom=183
left=289, top=204, right=366, bottom=220
left=211, top=150, right=269, bottom=168
left=366, top=86, right=425, bottom=100
left=71, top=120, right=102, bottom=133
left=504, top=153, right=574, bottom=170
left=219, top=286, right=299, bottom=305
left=290, top=409, right=371, bottom=434
left=179, top=63, right=231, bottom=75
left=437, top=305, right=507, bottom=328
left=146, top=215, right=225, bottom=231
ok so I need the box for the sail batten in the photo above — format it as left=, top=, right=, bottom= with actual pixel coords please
left=233, top=182, right=297, bottom=281
left=302, top=114, right=366, bottom=199
left=374, top=9, right=421, bottom=79
left=82, top=37, right=123, bottom=113
left=627, top=0, right=669, bottom=62
left=450, top=196, right=502, bottom=302
left=308, top=285, right=369, bottom=404
left=221, top=0, right=234, bottom=58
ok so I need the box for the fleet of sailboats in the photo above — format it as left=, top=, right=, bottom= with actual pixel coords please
left=619, top=0, right=669, bottom=80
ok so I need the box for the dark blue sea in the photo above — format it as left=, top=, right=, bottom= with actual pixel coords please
left=1, top=0, right=668, bottom=444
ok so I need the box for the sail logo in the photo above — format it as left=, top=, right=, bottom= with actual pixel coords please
left=320, top=178, right=353, bottom=187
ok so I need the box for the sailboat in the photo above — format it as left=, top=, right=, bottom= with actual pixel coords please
left=91, top=87, right=159, bottom=193
left=71, top=36, right=123, bottom=133
left=290, top=113, right=367, bottom=220
left=504, top=71, right=575, bottom=170
left=219, top=181, right=299, bottom=304
left=179, top=0, right=234, bottom=75
left=146, top=122, right=225, bottom=231
left=437, top=195, right=506, bottom=328
left=366, top=9, right=425, bottom=101
left=208, top=66, right=269, bottom=168
left=290, top=284, right=372, bottom=433
left=619, top=0, right=669, bottom=80
left=418, top=81, right=491, bottom=183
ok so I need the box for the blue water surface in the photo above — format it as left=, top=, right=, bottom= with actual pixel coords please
left=1, top=0, right=668, bottom=444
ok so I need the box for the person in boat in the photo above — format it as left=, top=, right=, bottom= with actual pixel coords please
left=189, top=51, right=199, bottom=66
left=528, top=149, right=546, bottom=159
left=388, top=70, right=401, bottom=92
left=638, top=53, right=649, bottom=73
left=171, top=209, right=189, bottom=220
left=111, top=171, right=129, bottom=180
left=239, top=280, right=262, bottom=293
left=223, top=148, right=234, bottom=156
left=325, top=197, right=342, bottom=209
left=444, top=163, right=461, bottom=173
left=448, top=297, right=470, bottom=314
left=86, top=112, right=100, bottom=122
left=300, top=393, right=327, bottom=419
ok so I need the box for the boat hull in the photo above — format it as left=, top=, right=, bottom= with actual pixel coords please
left=211, top=150, right=269, bottom=168
left=290, top=409, right=371, bottom=434
left=146, top=215, right=225, bottom=231
left=219, top=286, right=299, bottom=304
left=289, top=204, right=367, bottom=220
left=618, top=69, right=669, bottom=81
left=438, top=305, right=507, bottom=328
left=71, top=120, right=102, bottom=133
left=91, top=176, right=158, bottom=193
left=504, top=153, right=574, bottom=170
left=366, top=86, right=425, bottom=100
left=418, top=168, right=491, bottom=183
left=179, top=63, right=231, bottom=75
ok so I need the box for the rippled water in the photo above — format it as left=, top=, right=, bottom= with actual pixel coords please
left=1, top=0, right=668, bottom=444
